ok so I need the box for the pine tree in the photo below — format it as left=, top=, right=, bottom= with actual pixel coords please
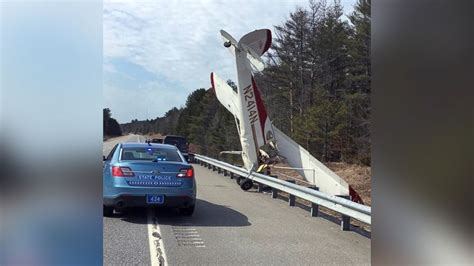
left=345, top=0, right=371, bottom=164
left=103, top=108, right=122, bottom=137
left=120, top=0, right=371, bottom=165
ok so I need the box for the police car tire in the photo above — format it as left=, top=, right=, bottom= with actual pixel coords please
left=180, top=205, right=195, bottom=216
left=103, top=205, right=114, bottom=217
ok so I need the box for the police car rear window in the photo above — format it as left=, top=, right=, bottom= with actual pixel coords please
left=120, top=147, right=182, bottom=162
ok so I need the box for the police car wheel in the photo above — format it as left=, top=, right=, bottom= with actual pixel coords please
left=103, top=205, right=114, bottom=217
left=180, top=205, right=195, bottom=216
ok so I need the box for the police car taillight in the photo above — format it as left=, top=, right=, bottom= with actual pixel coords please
left=112, top=166, right=134, bottom=177
left=177, top=168, right=193, bottom=178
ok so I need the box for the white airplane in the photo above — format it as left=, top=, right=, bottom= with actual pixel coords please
left=211, top=29, right=363, bottom=204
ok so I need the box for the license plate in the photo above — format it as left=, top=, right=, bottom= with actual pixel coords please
left=146, top=194, right=164, bottom=204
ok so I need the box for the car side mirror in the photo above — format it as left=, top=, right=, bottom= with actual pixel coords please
left=103, top=155, right=107, bottom=161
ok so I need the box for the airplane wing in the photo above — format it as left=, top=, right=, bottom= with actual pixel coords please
left=210, top=72, right=239, bottom=115
left=273, top=126, right=363, bottom=203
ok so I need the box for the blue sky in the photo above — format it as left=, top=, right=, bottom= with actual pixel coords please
left=104, top=0, right=356, bottom=123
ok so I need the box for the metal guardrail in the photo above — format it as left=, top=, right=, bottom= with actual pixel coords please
left=192, top=154, right=371, bottom=226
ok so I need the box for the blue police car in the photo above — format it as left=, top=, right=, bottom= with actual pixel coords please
left=103, top=143, right=196, bottom=216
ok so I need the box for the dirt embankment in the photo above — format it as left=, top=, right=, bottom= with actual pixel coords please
left=326, top=162, right=371, bottom=206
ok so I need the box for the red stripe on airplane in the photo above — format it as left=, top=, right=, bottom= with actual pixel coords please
left=210, top=72, right=216, bottom=94
left=262, top=30, right=272, bottom=54
left=251, top=76, right=267, bottom=143
left=349, top=185, right=364, bottom=204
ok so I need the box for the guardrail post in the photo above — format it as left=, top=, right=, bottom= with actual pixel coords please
left=338, top=195, right=351, bottom=231
left=271, top=175, right=278, bottom=199
left=229, top=172, right=234, bottom=179
left=223, top=169, right=228, bottom=176
left=217, top=167, right=222, bottom=174
left=287, top=180, right=296, bottom=206
left=212, top=165, right=217, bottom=171
left=272, top=188, right=278, bottom=198
left=309, top=186, right=320, bottom=217
left=257, top=182, right=264, bottom=192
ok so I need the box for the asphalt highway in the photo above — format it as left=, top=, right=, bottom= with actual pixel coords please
left=103, top=134, right=370, bottom=265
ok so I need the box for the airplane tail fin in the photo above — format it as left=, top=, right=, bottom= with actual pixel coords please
left=239, top=29, right=271, bottom=71
left=239, top=29, right=272, bottom=57
left=220, top=29, right=271, bottom=71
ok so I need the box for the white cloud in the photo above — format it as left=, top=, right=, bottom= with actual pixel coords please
left=103, top=0, right=355, bottom=121
left=103, top=61, right=117, bottom=73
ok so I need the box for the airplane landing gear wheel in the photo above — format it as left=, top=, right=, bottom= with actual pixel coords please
left=240, top=179, right=253, bottom=191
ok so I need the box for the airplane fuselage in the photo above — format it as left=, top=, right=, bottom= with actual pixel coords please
left=235, top=49, right=260, bottom=170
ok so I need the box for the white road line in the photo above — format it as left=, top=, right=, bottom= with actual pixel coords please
left=147, top=209, right=168, bottom=266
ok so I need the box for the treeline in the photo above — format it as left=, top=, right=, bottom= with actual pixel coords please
left=121, top=107, right=181, bottom=136
left=121, top=88, right=241, bottom=158
left=122, top=0, right=371, bottom=165
left=103, top=108, right=122, bottom=138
